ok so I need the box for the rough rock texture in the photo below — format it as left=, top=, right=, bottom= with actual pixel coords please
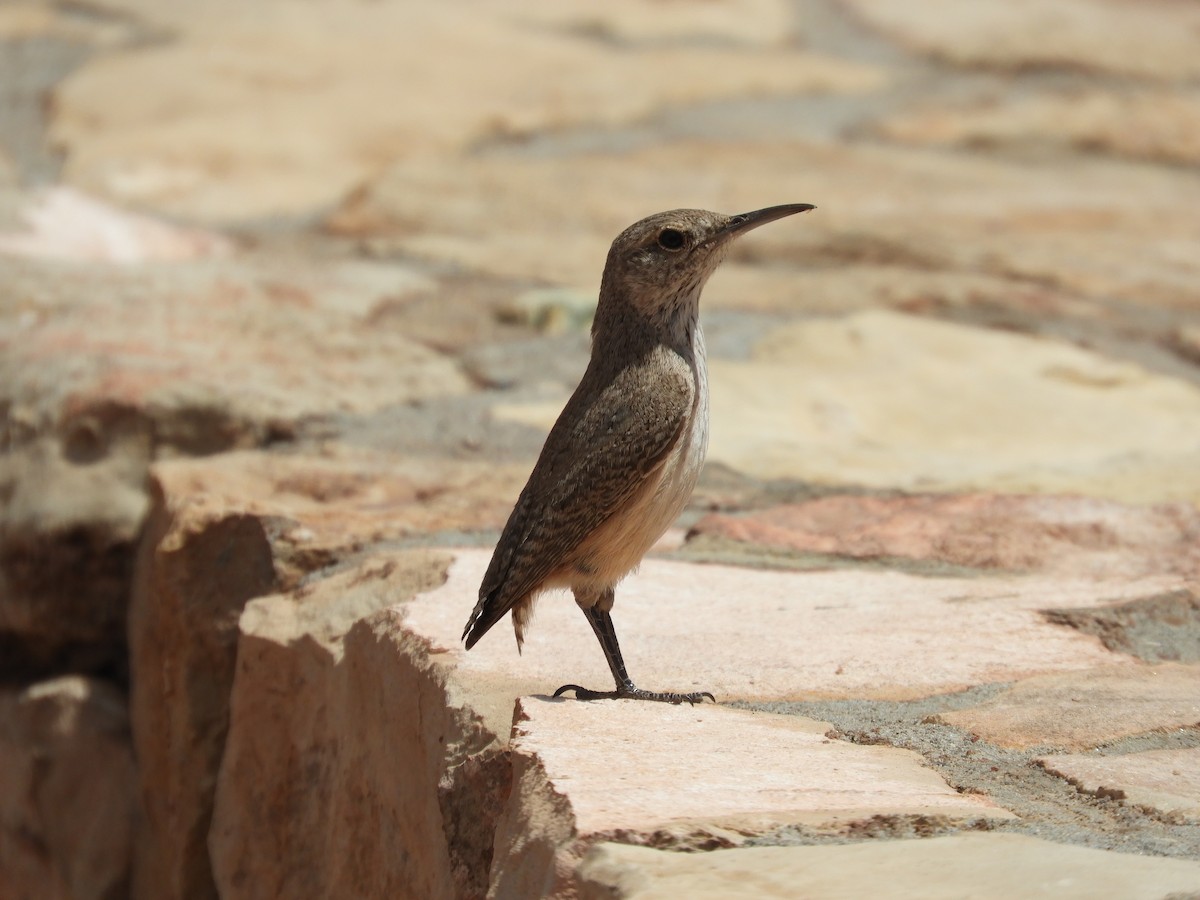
left=208, top=552, right=482, bottom=900
left=128, top=476, right=279, bottom=900
left=0, top=232, right=453, bottom=679
left=870, top=90, right=1200, bottom=168
left=332, top=140, right=1200, bottom=310
left=938, top=664, right=1200, bottom=750
left=576, top=833, right=1200, bottom=899
left=1037, top=748, right=1200, bottom=823
left=49, top=0, right=879, bottom=221
left=689, top=493, right=1200, bottom=577
left=0, top=676, right=135, bottom=900
left=844, top=0, right=1200, bottom=81
left=489, top=699, right=1009, bottom=897
left=496, top=311, right=1200, bottom=500
left=403, top=549, right=1182, bottom=703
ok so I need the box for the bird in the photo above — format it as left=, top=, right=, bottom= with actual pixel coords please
left=461, top=203, right=815, bottom=703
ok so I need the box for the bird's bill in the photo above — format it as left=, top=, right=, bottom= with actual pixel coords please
left=715, top=203, right=816, bottom=243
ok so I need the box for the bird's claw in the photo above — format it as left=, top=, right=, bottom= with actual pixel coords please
left=552, top=683, right=715, bottom=705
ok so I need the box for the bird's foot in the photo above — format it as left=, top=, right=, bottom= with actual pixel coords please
left=552, top=683, right=715, bottom=705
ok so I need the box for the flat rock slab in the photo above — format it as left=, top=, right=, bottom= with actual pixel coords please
left=498, top=311, right=1200, bottom=503
left=690, top=493, right=1200, bottom=578
left=939, top=664, right=1200, bottom=750
left=872, top=89, right=1200, bottom=168
left=403, top=549, right=1175, bottom=703
left=844, top=0, right=1200, bottom=81
left=509, top=698, right=1010, bottom=837
left=50, top=0, right=877, bottom=221
left=577, top=832, right=1200, bottom=899
left=337, top=138, right=1200, bottom=310
left=1037, top=748, right=1200, bottom=823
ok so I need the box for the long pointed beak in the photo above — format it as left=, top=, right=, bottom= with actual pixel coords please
left=714, top=203, right=815, bottom=244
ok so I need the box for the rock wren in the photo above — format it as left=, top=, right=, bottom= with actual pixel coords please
left=462, top=204, right=814, bottom=703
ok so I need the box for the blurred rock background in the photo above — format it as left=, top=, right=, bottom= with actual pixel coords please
left=1, top=1, right=1197, bottom=898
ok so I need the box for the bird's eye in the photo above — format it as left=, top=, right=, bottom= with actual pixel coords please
left=657, top=228, right=686, bottom=251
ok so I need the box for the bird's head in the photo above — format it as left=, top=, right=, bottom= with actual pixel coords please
left=596, top=204, right=814, bottom=336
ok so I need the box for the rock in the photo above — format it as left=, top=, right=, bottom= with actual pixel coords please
left=0, top=252, right=450, bottom=679
left=1170, top=324, right=1200, bottom=365
left=402, top=549, right=1182, bottom=702
left=143, top=448, right=525, bottom=584
left=128, top=477, right=279, bottom=900
left=844, top=0, right=1200, bottom=81
left=576, top=832, right=1200, bottom=899
left=50, top=0, right=880, bottom=221
left=1037, top=748, right=1200, bottom=823
left=0, top=404, right=148, bottom=679
left=0, top=187, right=233, bottom=262
left=334, top=138, right=1200, bottom=309
left=208, top=550, right=485, bottom=900
left=489, top=698, right=1009, bottom=896
left=0, top=676, right=135, bottom=900
left=496, top=288, right=596, bottom=335
left=509, top=0, right=798, bottom=47
left=689, top=494, right=1200, bottom=577
left=127, top=449, right=521, bottom=900
left=705, top=264, right=1093, bottom=318
left=871, top=90, right=1200, bottom=168
left=1043, top=589, right=1200, bottom=664
left=498, top=311, right=1200, bottom=501
left=0, top=255, right=459, bottom=447
left=0, top=0, right=135, bottom=45
left=937, top=664, right=1200, bottom=750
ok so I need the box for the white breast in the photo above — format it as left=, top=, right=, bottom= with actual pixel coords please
left=570, top=326, right=709, bottom=590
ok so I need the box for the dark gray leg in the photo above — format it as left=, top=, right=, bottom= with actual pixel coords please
left=553, top=604, right=715, bottom=705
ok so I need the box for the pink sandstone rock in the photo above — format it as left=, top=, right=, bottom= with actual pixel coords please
left=577, top=832, right=1200, bottom=899
left=1037, top=748, right=1200, bottom=823
left=689, top=493, right=1200, bottom=578
left=939, top=664, right=1200, bottom=750
left=404, top=549, right=1175, bottom=703
left=489, top=697, right=1010, bottom=896
left=0, top=677, right=135, bottom=900
left=0, top=187, right=232, bottom=262
left=208, top=552, right=480, bottom=900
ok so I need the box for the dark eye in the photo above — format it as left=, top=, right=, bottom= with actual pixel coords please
left=657, top=228, right=686, bottom=251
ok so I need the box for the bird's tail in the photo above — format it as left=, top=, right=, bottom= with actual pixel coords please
left=461, top=588, right=505, bottom=649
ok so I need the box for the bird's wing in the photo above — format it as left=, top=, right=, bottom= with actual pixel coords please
left=463, top=355, right=693, bottom=648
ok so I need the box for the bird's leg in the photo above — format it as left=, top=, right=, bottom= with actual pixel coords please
left=554, top=601, right=715, bottom=705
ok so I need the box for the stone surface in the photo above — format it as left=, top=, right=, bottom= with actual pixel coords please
left=522, top=699, right=1009, bottom=833
left=1037, top=748, right=1200, bottom=823
left=144, top=449, right=524, bottom=583
left=50, top=0, right=879, bottom=221
left=938, top=664, right=1200, bottom=751
left=403, top=549, right=1180, bottom=703
left=498, top=310, right=1200, bottom=501
left=844, top=0, right=1200, bottom=81
left=0, top=676, right=135, bottom=900
left=209, top=550, right=483, bottom=900
left=0, top=253, right=453, bottom=443
left=489, top=698, right=1009, bottom=897
left=577, top=832, right=1200, bottom=899
left=0, top=247, right=447, bottom=678
left=873, top=90, right=1200, bottom=168
left=128, top=471, right=280, bottom=900
left=336, top=138, right=1200, bottom=310
left=126, top=447, right=524, bottom=900
left=0, top=187, right=232, bottom=261
left=689, top=493, right=1200, bottom=577
left=510, top=0, right=798, bottom=47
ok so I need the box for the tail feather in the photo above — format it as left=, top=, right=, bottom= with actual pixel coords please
left=462, top=588, right=507, bottom=649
